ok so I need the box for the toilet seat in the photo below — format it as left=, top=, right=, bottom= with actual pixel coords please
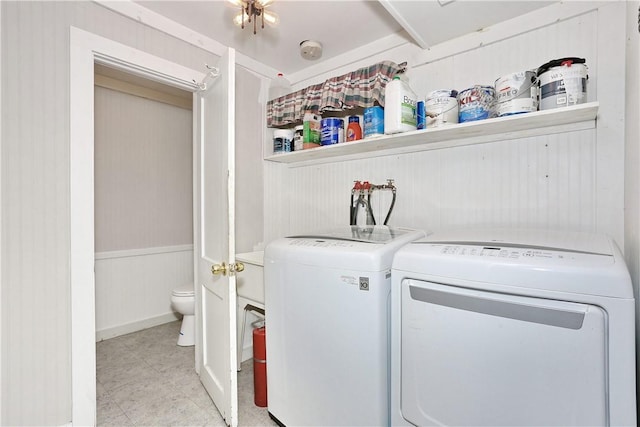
left=172, top=284, right=194, bottom=297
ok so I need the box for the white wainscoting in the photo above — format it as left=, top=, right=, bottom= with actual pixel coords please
left=95, top=245, right=194, bottom=341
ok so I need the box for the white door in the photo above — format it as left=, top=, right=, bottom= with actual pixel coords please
left=195, top=47, right=239, bottom=426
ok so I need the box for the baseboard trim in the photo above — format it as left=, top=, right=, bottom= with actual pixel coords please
left=96, top=312, right=180, bottom=342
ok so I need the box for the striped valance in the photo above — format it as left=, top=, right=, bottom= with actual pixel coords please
left=267, top=60, right=406, bottom=127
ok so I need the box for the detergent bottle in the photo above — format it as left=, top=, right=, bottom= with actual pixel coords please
left=346, top=116, right=362, bottom=141
left=384, top=75, right=417, bottom=134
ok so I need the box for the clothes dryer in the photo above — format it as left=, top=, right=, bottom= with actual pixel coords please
left=391, top=228, right=636, bottom=427
left=265, top=225, right=425, bottom=426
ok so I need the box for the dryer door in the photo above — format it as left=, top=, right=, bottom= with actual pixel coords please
left=400, top=279, right=607, bottom=427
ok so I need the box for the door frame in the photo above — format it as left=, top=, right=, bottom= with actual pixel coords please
left=69, top=27, right=205, bottom=425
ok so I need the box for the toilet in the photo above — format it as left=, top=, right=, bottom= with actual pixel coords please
left=171, top=284, right=195, bottom=346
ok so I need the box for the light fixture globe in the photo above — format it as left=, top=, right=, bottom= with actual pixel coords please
left=229, top=0, right=279, bottom=34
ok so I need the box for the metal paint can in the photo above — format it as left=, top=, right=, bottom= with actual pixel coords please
left=321, top=118, right=343, bottom=145
left=425, top=89, right=459, bottom=127
left=273, top=129, right=294, bottom=154
left=537, top=57, right=588, bottom=110
left=364, top=106, right=384, bottom=138
left=495, top=71, right=538, bottom=117
left=457, top=86, right=496, bottom=123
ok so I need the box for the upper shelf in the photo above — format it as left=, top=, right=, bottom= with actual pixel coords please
left=264, top=102, right=599, bottom=165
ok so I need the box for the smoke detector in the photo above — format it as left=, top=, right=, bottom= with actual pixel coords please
left=300, top=40, right=323, bottom=60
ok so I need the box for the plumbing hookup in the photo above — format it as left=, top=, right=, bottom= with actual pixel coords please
left=350, top=179, right=397, bottom=226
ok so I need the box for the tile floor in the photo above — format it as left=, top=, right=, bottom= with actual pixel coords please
left=96, top=320, right=278, bottom=426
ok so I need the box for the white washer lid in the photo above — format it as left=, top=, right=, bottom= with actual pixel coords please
left=172, top=285, right=194, bottom=297
left=288, top=225, right=420, bottom=244
left=266, top=226, right=425, bottom=271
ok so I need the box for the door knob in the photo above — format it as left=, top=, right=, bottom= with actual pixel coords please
left=211, top=262, right=228, bottom=276
left=232, top=262, right=245, bottom=273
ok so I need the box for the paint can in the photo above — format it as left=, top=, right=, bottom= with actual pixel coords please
left=457, top=86, right=497, bottom=123
left=537, top=57, right=588, bottom=110
left=320, top=118, right=343, bottom=146
left=273, top=129, right=294, bottom=154
left=364, top=106, right=384, bottom=138
left=425, top=89, right=459, bottom=128
left=495, top=71, right=538, bottom=117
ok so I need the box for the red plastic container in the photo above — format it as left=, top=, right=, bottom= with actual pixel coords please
left=346, top=116, right=362, bottom=141
left=253, top=326, right=267, bottom=407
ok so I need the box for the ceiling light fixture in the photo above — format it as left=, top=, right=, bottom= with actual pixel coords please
left=229, top=0, right=279, bottom=35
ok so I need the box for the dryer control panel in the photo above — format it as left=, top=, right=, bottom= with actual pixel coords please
left=440, top=245, right=561, bottom=260
left=396, top=240, right=632, bottom=299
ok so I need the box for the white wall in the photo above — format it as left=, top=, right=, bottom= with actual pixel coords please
left=93, top=85, right=194, bottom=339
left=1, top=2, right=267, bottom=421
left=263, top=0, right=637, bottom=412
left=0, top=2, right=253, bottom=424
left=265, top=130, right=599, bottom=237
left=624, top=0, right=640, bottom=401
left=0, top=0, right=637, bottom=424
left=235, top=66, right=265, bottom=253
left=94, top=86, right=193, bottom=253
left=264, top=4, right=626, bottom=249
left=263, top=1, right=637, bottom=410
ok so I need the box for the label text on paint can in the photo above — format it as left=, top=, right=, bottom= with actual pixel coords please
left=495, top=71, right=538, bottom=117
left=539, top=65, right=587, bottom=109
left=425, top=89, right=459, bottom=127
left=457, top=86, right=496, bottom=123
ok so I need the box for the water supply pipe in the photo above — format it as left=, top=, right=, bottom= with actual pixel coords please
left=350, top=179, right=396, bottom=226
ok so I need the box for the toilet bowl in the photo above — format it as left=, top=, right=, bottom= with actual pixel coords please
left=171, top=284, right=195, bottom=346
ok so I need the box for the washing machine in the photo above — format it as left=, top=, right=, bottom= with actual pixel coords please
left=264, top=225, right=426, bottom=427
left=391, top=228, right=636, bottom=427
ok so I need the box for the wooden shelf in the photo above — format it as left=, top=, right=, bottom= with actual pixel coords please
left=264, top=102, right=599, bottom=165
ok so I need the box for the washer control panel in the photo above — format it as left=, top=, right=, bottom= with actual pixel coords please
left=289, top=239, right=360, bottom=248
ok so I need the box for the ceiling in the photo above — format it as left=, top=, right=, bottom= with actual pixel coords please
left=132, top=0, right=557, bottom=78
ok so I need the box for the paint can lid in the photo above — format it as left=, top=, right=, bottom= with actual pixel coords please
left=426, top=89, right=458, bottom=100
left=537, top=57, right=586, bottom=76
left=273, top=129, right=294, bottom=138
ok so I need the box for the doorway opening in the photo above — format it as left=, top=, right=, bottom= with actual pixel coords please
left=70, top=26, right=205, bottom=425
left=93, top=64, right=194, bottom=343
